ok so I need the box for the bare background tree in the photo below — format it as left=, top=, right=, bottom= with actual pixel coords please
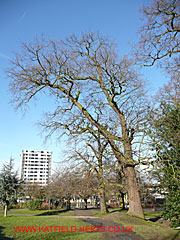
left=41, top=108, right=117, bottom=213
left=134, top=0, right=179, bottom=80
left=67, top=131, right=112, bottom=213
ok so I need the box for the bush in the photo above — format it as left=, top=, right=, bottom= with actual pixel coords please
left=40, top=201, right=49, bottom=210
left=9, top=204, right=19, bottom=209
left=162, top=188, right=180, bottom=228
left=28, top=200, right=42, bottom=210
left=19, top=202, right=29, bottom=209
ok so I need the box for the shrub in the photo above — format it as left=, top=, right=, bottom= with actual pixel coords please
left=40, top=201, right=49, bottom=210
left=9, top=204, right=18, bottom=209
left=162, top=188, right=180, bottom=228
left=19, top=202, right=29, bottom=209
left=28, top=200, right=42, bottom=210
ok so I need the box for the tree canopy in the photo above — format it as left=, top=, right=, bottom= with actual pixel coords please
left=135, top=0, right=180, bottom=66
left=0, top=158, right=21, bottom=217
left=148, top=78, right=180, bottom=227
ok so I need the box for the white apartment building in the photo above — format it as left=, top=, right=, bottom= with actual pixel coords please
left=20, top=150, right=52, bottom=186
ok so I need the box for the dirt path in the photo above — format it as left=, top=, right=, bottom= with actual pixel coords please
left=74, top=209, right=93, bottom=216
left=73, top=210, right=144, bottom=240
left=82, top=217, right=144, bottom=240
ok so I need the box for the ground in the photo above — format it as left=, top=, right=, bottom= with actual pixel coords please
left=0, top=208, right=179, bottom=240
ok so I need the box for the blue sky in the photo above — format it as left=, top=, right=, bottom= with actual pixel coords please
left=0, top=0, right=169, bottom=173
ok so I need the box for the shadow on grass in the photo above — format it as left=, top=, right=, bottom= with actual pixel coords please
left=110, top=209, right=126, bottom=213
left=0, top=226, right=15, bottom=240
left=148, top=216, right=161, bottom=222
left=35, top=207, right=126, bottom=216
left=35, top=207, right=106, bottom=216
left=75, top=208, right=98, bottom=211
left=35, top=209, right=71, bottom=216
left=74, top=207, right=101, bottom=210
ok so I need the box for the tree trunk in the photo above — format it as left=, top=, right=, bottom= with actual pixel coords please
left=59, top=199, right=63, bottom=209
left=99, top=175, right=108, bottom=213
left=119, top=114, right=144, bottom=219
left=99, top=188, right=108, bottom=213
left=99, top=168, right=108, bottom=213
left=4, top=204, right=8, bottom=217
left=47, top=199, right=50, bottom=210
left=123, top=166, right=144, bottom=219
left=67, top=198, right=71, bottom=210
left=98, top=150, right=108, bottom=214
left=95, top=195, right=98, bottom=208
left=121, top=192, right=126, bottom=210
left=84, top=199, right=88, bottom=209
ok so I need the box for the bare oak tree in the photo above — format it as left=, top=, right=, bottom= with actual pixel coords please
left=7, top=32, right=148, bottom=218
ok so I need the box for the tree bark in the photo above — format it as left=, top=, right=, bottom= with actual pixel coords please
left=95, top=195, right=98, bottom=208
left=123, top=166, right=144, bottom=218
left=4, top=204, right=8, bottom=217
left=120, top=114, right=144, bottom=219
left=48, top=200, right=50, bottom=210
left=99, top=188, right=108, bottom=213
left=120, top=192, right=126, bottom=210
left=84, top=199, right=88, bottom=209
left=99, top=163, right=108, bottom=213
left=66, top=199, right=71, bottom=210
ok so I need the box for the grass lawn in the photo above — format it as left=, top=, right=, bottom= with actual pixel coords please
left=0, top=215, right=101, bottom=240
left=1, top=209, right=180, bottom=240
left=91, top=210, right=110, bottom=217
left=143, top=210, right=163, bottom=219
left=4, top=209, right=75, bottom=216
left=91, top=208, right=163, bottom=218
left=114, top=211, right=180, bottom=240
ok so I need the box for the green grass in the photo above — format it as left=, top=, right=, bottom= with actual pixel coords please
left=0, top=215, right=101, bottom=240
left=91, top=207, right=123, bottom=217
left=91, top=210, right=110, bottom=217
left=144, top=210, right=162, bottom=219
left=1, top=209, right=179, bottom=240
left=114, top=211, right=180, bottom=240
left=1, top=209, right=75, bottom=216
